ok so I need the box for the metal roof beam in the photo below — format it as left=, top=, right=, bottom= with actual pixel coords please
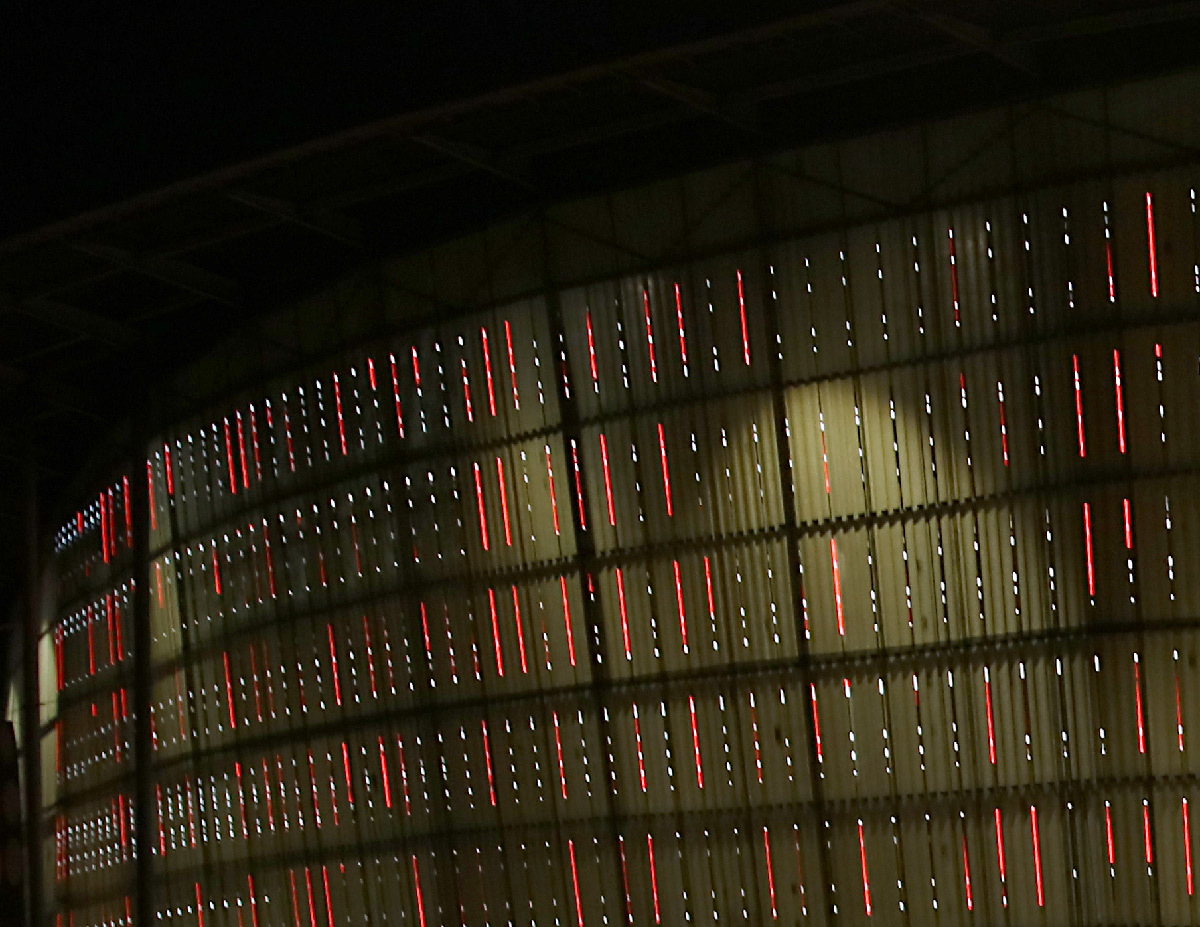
left=225, top=190, right=365, bottom=248
left=70, top=241, right=241, bottom=306
left=0, top=293, right=138, bottom=348
left=410, top=134, right=537, bottom=190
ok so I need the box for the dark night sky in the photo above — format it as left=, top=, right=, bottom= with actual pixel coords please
left=0, top=2, right=800, bottom=239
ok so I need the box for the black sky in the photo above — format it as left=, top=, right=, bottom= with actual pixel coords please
left=0, top=2, right=802, bottom=239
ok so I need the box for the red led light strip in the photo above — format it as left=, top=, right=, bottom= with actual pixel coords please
left=616, top=567, right=632, bottom=660
left=962, top=834, right=974, bottom=911
left=545, top=448, right=561, bottom=535
left=830, top=538, right=845, bottom=636
left=585, top=311, right=600, bottom=387
left=643, top=289, right=659, bottom=383
left=481, top=719, right=498, bottom=806
left=389, top=354, right=405, bottom=437
left=599, top=433, right=616, bottom=526
left=633, top=704, right=648, bottom=791
left=657, top=423, right=673, bottom=516
left=1114, top=349, right=1127, bottom=453
left=948, top=228, right=960, bottom=324
left=1147, top=192, right=1159, bottom=297
left=736, top=269, right=751, bottom=365
left=496, top=457, right=513, bottom=546
left=223, top=651, right=237, bottom=729
left=481, top=327, right=498, bottom=416
left=674, top=282, right=688, bottom=371
left=984, top=667, right=996, bottom=765
left=553, top=711, right=569, bottom=799
left=1083, top=502, right=1096, bottom=598
left=994, top=808, right=1007, bottom=884
left=647, top=834, right=662, bottom=924
left=412, top=856, right=428, bottom=927
left=810, top=684, right=823, bottom=761
left=1106, top=801, right=1116, bottom=865
left=571, top=440, right=588, bottom=530
left=568, top=839, right=585, bottom=927
left=560, top=576, right=577, bottom=667
left=673, top=560, right=689, bottom=652
left=461, top=358, right=475, bottom=422
left=224, top=418, right=239, bottom=494
left=1031, top=805, right=1044, bottom=907
left=1135, top=656, right=1147, bottom=754
left=1185, top=799, right=1195, bottom=895
left=763, top=826, right=779, bottom=918
left=504, top=320, right=520, bottom=409
left=858, top=821, right=872, bottom=916
left=689, top=695, right=704, bottom=788
left=1073, top=354, right=1087, bottom=457
left=1144, top=801, right=1154, bottom=865
left=512, top=585, right=529, bottom=674
left=473, top=462, right=491, bottom=551
left=488, top=588, right=505, bottom=676
left=333, top=375, right=348, bottom=456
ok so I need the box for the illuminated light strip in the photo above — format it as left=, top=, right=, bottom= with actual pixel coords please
left=962, top=834, right=974, bottom=911
left=473, top=462, right=491, bottom=551
left=87, top=604, right=96, bottom=675
left=108, top=489, right=117, bottom=557
left=155, top=785, right=166, bottom=854
left=328, top=624, right=343, bottom=706
left=643, top=288, right=660, bottom=383
left=1113, top=349, right=1127, bottom=453
left=368, top=357, right=377, bottom=391
left=107, top=593, right=116, bottom=665
left=480, top=327, right=498, bottom=416
left=512, top=585, right=529, bottom=674
left=617, top=837, right=634, bottom=925
left=213, top=546, right=224, bottom=595
left=552, top=711, right=569, bottom=799
left=1083, top=502, right=1096, bottom=598
left=683, top=694, right=705, bottom=789
left=118, top=793, right=128, bottom=854
left=984, top=667, right=997, bottom=765
left=704, top=555, right=716, bottom=621
left=195, top=882, right=206, bottom=927
left=997, top=382, right=1010, bottom=466
left=379, top=738, right=392, bottom=808
left=1144, top=800, right=1154, bottom=864
left=1073, top=354, right=1087, bottom=457
left=164, top=444, right=175, bottom=495
left=737, top=268, right=751, bottom=364
left=488, top=588, right=505, bottom=676
left=948, top=228, right=961, bottom=324
left=674, top=282, right=688, bottom=371
left=304, top=868, right=319, bottom=927
left=363, top=616, right=378, bottom=698
left=1031, top=805, right=1045, bottom=907
left=288, top=871, right=303, bottom=927
left=249, top=644, right=263, bottom=721
left=560, top=576, right=577, bottom=666
left=263, top=521, right=277, bottom=599
left=496, top=457, right=513, bottom=546
left=568, top=839, right=585, bottom=927
left=342, top=741, right=355, bottom=805
left=1135, top=654, right=1147, bottom=753
left=234, top=761, right=249, bottom=837
left=100, top=490, right=109, bottom=563
left=545, top=448, right=561, bottom=535
left=460, top=358, right=475, bottom=422
left=810, top=684, right=823, bottom=761
left=633, top=704, right=648, bottom=791
left=224, top=418, right=239, bottom=494
left=1177, top=673, right=1186, bottom=752
left=235, top=413, right=250, bottom=486
left=673, top=560, right=689, bottom=652
left=397, top=738, right=413, bottom=814
left=994, top=808, right=1007, bottom=883
left=830, top=538, right=845, bottom=635
left=477, top=720, right=496, bottom=806
left=389, top=354, right=405, bottom=437
left=249, top=406, right=263, bottom=480
left=571, top=440, right=588, bottom=529
left=223, top=651, right=237, bottom=729
left=283, top=402, right=297, bottom=471
left=247, top=875, right=260, bottom=927
left=585, top=311, right=600, bottom=387
left=1106, top=801, right=1116, bottom=865
left=411, top=856, right=427, bottom=927
left=858, top=820, right=872, bottom=916
left=1147, top=192, right=1159, bottom=296
left=333, top=374, right=348, bottom=456
left=262, top=759, right=276, bottom=831
left=504, top=320, right=520, bottom=409
left=122, top=475, right=133, bottom=546
left=1185, top=799, right=1195, bottom=895
left=616, top=567, right=632, bottom=660
left=657, top=423, right=673, bottom=515
left=763, top=826, right=779, bottom=918
left=599, top=433, right=617, bottom=526
left=1106, top=237, right=1117, bottom=302
left=112, top=692, right=122, bottom=760
left=1123, top=497, right=1134, bottom=550
left=647, top=834, right=663, bottom=924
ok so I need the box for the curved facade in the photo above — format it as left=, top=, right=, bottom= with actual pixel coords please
left=26, top=70, right=1200, bottom=925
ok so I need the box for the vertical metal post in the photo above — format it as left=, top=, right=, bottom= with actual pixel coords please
left=22, top=458, right=42, bottom=927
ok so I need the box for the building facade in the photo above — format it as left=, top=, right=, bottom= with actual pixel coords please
left=16, top=67, right=1200, bottom=926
